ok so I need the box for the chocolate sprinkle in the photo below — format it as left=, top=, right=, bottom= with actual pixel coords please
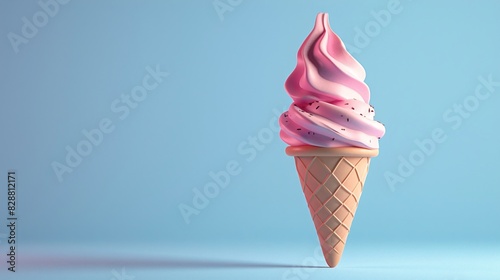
left=316, top=106, right=320, bottom=109
left=351, top=107, right=355, bottom=110
left=347, top=118, right=350, bottom=122
left=297, top=128, right=301, bottom=130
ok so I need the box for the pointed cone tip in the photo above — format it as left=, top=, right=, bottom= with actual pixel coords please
left=325, top=253, right=341, bottom=268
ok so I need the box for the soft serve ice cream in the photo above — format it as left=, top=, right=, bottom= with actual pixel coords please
left=280, top=13, right=386, bottom=268
left=279, top=13, right=385, bottom=149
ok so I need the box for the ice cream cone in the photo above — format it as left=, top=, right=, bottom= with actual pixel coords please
left=286, top=146, right=378, bottom=268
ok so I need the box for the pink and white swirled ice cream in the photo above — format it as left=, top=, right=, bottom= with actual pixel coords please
left=279, top=13, right=385, bottom=149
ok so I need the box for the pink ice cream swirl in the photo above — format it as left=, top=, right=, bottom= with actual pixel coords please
left=279, top=13, right=385, bottom=149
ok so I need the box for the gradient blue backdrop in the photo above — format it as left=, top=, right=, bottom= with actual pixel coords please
left=0, top=0, right=499, bottom=279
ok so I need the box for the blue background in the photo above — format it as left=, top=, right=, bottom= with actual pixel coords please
left=0, top=0, right=499, bottom=279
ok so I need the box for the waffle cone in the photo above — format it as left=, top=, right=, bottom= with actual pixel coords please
left=286, top=146, right=378, bottom=268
